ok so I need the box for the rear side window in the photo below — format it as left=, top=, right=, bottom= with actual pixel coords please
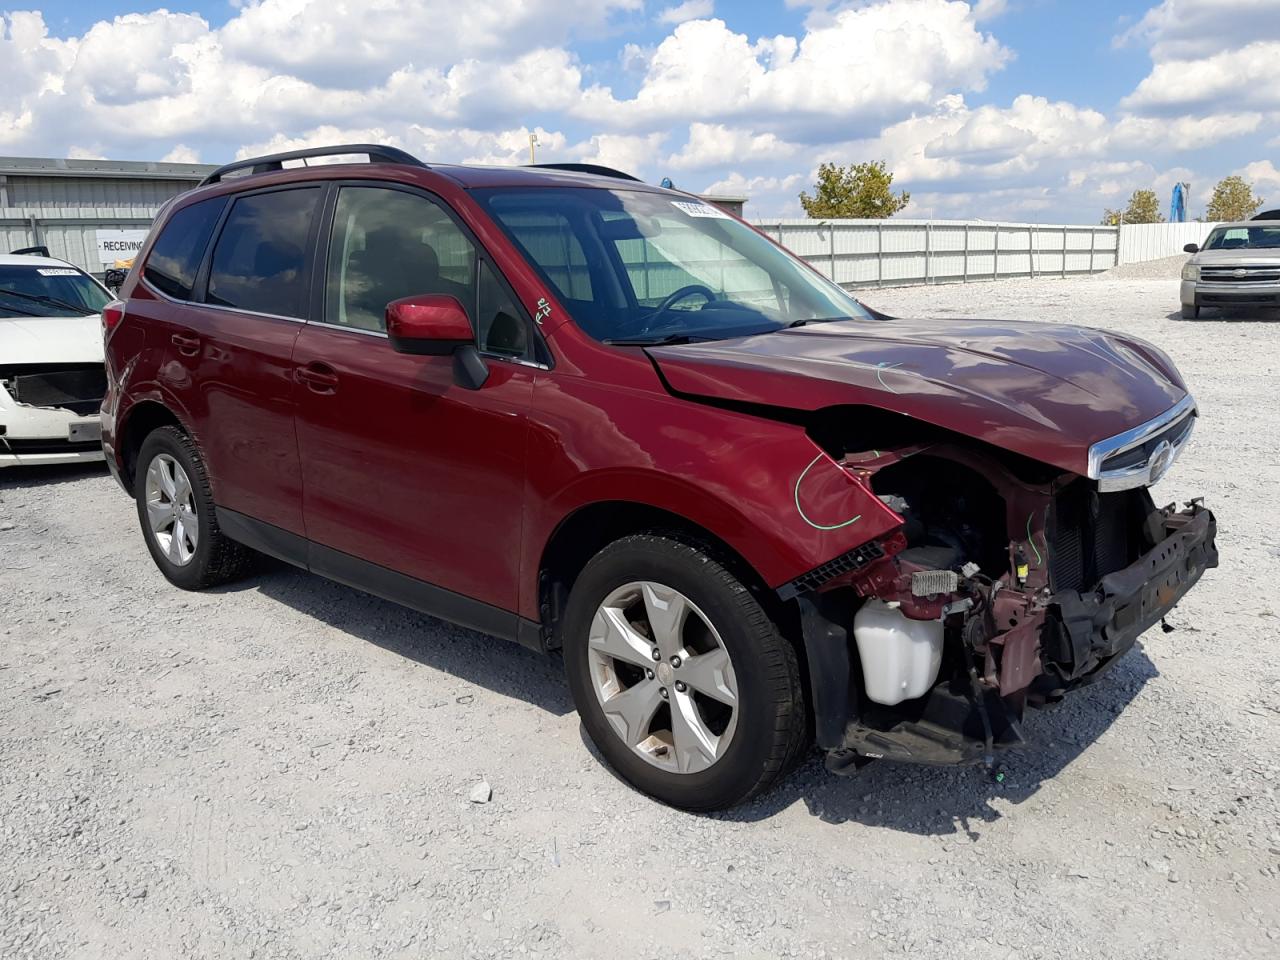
left=143, top=197, right=226, bottom=300
left=207, top=188, right=321, bottom=318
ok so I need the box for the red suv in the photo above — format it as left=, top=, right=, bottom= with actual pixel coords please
left=102, top=144, right=1217, bottom=810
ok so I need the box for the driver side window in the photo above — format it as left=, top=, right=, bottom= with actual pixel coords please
left=325, top=186, right=476, bottom=333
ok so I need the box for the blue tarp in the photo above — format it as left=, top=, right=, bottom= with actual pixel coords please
left=1171, top=183, right=1187, bottom=223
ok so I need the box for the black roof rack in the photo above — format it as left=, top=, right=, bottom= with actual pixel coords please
left=199, top=143, right=426, bottom=187
left=529, top=163, right=642, bottom=183
left=12, top=245, right=51, bottom=258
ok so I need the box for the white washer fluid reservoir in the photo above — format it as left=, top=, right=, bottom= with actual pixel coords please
left=853, top=599, right=944, bottom=706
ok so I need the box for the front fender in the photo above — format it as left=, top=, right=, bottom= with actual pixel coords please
left=521, top=373, right=903, bottom=620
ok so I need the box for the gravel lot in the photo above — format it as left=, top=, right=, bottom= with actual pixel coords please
left=3, top=268, right=1278, bottom=960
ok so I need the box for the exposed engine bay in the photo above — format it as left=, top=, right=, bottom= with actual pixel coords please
left=788, top=437, right=1219, bottom=771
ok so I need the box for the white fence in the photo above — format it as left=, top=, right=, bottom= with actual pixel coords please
left=753, top=219, right=1120, bottom=289
left=1117, top=221, right=1219, bottom=264
left=753, top=218, right=1229, bottom=289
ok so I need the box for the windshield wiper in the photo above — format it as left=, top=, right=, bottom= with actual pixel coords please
left=0, top=303, right=44, bottom=317
left=602, top=333, right=704, bottom=346
left=0, top=288, right=88, bottom=314
left=784, top=316, right=849, bottom=329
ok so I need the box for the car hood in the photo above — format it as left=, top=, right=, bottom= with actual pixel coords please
left=0, top=313, right=104, bottom=365
left=648, top=316, right=1188, bottom=477
left=1192, top=247, right=1280, bottom=265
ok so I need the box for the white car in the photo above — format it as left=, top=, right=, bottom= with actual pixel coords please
left=0, top=252, right=113, bottom=467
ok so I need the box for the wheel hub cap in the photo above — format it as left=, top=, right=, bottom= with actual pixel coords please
left=144, top=453, right=199, bottom=567
left=587, top=581, right=739, bottom=775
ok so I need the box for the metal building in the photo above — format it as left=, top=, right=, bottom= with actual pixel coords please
left=0, top=156, right=216, bottom=277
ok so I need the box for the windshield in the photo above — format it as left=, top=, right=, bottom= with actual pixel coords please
left=0, top=264, right=111, bottom=318
left=1203, top=225, right=1280, bottom=250
left=472, top=187, right=872, bottom=343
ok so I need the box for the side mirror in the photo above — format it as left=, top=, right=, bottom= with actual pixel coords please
left=386, top=295, right=473, bottom=356
left=385, top=294, right=489, bottom=390
left=1183, top=243, right=1199, bottom=254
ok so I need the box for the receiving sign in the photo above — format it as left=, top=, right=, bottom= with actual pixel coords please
left=95, top=229, right=149, bottom=265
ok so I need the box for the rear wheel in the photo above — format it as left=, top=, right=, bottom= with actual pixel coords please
left=562, top=534, right=807, bottom=810
left=135, top=426, right=256, bottom=589
left=1180, top=303, right=1200, bottom=319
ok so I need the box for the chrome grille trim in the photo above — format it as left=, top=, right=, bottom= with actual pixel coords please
left=1087, top=394, right=1197, bottom=492
left=1199, top=264, right=1280, bottom=284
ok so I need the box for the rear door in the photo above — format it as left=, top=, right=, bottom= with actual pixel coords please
left=168, top=185, right=322, bottom=534
left=292, top=183, right=537, bottom=613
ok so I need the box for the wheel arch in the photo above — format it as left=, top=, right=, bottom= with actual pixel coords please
left=116, top=399, right=192, bottom=493
left=537, top=499, right=805, bottom=673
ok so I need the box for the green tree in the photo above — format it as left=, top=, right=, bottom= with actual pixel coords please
left=1101, top=188, right=1165, bottom=225
left=1206, top=175, right=1263, bottom=221
left=800, top=161, right=910, bottom=219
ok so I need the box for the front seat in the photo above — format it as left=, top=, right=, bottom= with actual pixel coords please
left=346, top=227, right=472, bottom=330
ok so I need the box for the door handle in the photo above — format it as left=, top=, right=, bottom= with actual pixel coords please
left=171, top=333, right=200, bottom=356
left=296, top=363, right=339, bottom=394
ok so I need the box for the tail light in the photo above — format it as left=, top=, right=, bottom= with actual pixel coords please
left=101, top=299, right=126, bottom=339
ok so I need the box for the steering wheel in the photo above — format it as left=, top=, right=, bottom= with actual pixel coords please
left=654, top=283, right=716, bottom=314
left=635, top=284, right=717, bottom=334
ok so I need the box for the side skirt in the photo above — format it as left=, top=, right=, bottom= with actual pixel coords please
left=216, top=507, right=546, bottom=653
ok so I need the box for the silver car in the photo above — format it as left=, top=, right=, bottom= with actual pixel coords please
left=1180, top=222, right=1280, bottom=319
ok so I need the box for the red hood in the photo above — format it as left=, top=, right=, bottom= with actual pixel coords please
left=648, top=316, right=1188, bottom=476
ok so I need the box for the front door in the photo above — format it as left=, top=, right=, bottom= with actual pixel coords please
left=292, top=184, right=537, bottom=613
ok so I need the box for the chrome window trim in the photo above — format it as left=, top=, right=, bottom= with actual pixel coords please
left=1087, top=394, right=1197, bottom=491
left=139, top=276, right=306, bottom=324
left=304, top=317, right=551, bottom=369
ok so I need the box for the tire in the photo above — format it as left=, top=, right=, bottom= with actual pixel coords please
left=1180, top=303, right=1200, bottom=319
left=562, top=534, right=808, bottom=811
left=134, top=425, right=257, bottom=590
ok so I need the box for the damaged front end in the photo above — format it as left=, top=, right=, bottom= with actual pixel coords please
left=784, top=435, right=1219, bottom=773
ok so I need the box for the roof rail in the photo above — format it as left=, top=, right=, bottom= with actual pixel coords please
left=199, top=143, right=426, bottom=186
left=529, top=163, right=642, bottom=183
left=12, top=245, right=52, bottom=258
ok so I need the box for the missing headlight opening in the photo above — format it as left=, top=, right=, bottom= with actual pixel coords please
left=791, top=431, right=1217, bottom=772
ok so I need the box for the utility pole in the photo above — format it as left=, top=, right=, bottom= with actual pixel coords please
left=528, top=133, right=539, bottom=165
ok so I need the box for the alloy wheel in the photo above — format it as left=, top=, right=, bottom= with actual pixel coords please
left=587, top=581, right=739, bottom=775
left=144, top=453, right=199, bottom=566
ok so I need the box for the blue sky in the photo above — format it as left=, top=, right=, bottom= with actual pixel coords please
left=3, top=0, right=1277, bottom=222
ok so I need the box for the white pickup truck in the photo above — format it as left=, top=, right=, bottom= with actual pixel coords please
left=1180, top=221, right=1280, bottom=319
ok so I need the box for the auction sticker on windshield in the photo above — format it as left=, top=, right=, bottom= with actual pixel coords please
left=37, top=268, right=80, bottom=277
left=670, top=200, right=730, bottom=219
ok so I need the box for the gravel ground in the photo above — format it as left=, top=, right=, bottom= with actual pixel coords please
left=3, top=271, right=1278, bottom=960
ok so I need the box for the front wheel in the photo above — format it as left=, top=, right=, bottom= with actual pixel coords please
left=1180, top=303, right=1200, bottom=319
left=562, top=535, right=808, bottom=810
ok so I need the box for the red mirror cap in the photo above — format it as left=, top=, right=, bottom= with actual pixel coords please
left=386, top=295, right=474, bottom=356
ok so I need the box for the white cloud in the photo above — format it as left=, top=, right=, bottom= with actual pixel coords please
left=656, top=1, right=715, bottom=26
left=1119, top=1, right=1280, bottom=115
left=221, top=0, right=640, bottom=86
left=161, top=144, right=201, bottom=163
left=1123, top=40, right=1280, bottom=113
left=1118, top=0, right=1280, bottom=61
left=1237, top=160, right=1280, bottom=202
left=971, top=0, right=1009, bottom=21
left=578, top=3, right=1010, bottom=134
left=666, top=123, right=796, bottom=171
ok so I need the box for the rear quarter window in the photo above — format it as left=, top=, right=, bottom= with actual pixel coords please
left=142, top=197, right=227, bottom=300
